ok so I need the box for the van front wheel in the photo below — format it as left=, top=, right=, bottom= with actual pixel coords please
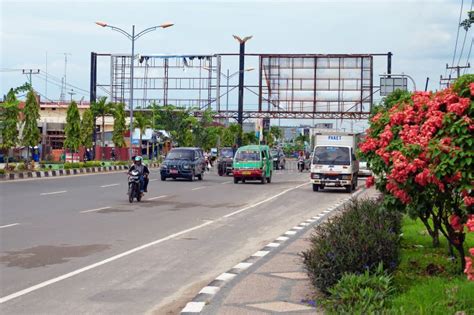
left=312, top=184, right=319, bottom=192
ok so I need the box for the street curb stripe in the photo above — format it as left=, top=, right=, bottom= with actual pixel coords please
left=180, top=186, right=367, bottom=314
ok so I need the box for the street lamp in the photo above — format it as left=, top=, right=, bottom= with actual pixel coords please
left=96, top=21, right=173, bottom=160
left=203, top=67, right=254, bottom=113
left=233, top=35, right=252, bottom=147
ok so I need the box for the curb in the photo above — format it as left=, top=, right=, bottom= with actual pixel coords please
left=180, top=187, right=367, bottom=314
left=0, top=163, right=160, bottom=181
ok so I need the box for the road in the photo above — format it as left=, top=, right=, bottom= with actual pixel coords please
left=0, top=164, right=363, bottom=314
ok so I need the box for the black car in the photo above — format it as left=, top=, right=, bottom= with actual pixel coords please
left=217, top=147, right=234, bottom=176
left=270, top=149, right=286, bottom=170
left=160, top=147, right=206, bottom=181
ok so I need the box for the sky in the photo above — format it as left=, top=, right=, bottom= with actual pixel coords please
left=1, top=0, right=472, bottom=131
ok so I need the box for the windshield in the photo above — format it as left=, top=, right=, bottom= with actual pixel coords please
left=270, top=150, right=279, bottom=157
left=235, top=150, right=260, bottom=162
left=166, top=150, right=194, bottom=160
left=312, top=146, right=350, bottom=165
left=220, top=149, right=234, bottom=158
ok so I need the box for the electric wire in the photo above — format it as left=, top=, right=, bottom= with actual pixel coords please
left=449, top=0, right=464, bottom=77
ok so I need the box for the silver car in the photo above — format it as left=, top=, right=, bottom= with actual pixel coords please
left=359, top=161, right=372, bottom=177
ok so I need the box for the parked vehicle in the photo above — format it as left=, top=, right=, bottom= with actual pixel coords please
left=128, top=169, right=142, bottom=203
left=217, top=147, right=234, bottom=176
left=358, top=160, right=372, bottom=177
left=270, top=149, right=286, bottom=170
left=233, top=145, right=272, bottom=184
left=310, top=132, right=361, bottom=193
left=160, top=147, right=205, bottom=181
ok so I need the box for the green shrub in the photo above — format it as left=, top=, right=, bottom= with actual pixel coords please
left=323, top=263, right=394, bottom=314
left=0, top=169, right=5, bottom=175
left=302, top=198, right=402, bottom=293
left=84, top=161, right=101, bottom=168
left=16, top=163, right=27, bottom=172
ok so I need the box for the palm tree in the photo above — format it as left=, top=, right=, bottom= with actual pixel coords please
left=132, top=112, right=152, bottom=157
left=90, top=96, right=114, bottom=159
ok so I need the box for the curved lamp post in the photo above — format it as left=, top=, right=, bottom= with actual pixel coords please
left=96, top=21, right=173, bottom=160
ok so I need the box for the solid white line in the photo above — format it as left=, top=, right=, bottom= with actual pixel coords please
left=40, top=190, right=67, bottom=196
left=0, top=223, right=19, bottom=229
left=100, top=183, right=119, bottom=188
left=80, top=207, right=111, bottom=214
left=0, top=220, right=214, bottom=304
left=147, top=195, right=168, bottom=201
left=223, top=182, right=308, bottom=218
left=191, top=186, right=206, bottom=191
left=181, top=301, right=206, bottom=313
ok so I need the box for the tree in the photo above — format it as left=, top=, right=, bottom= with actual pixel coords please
left=270, top=126, right=283, bottom=142
left=132, top=111, right=152, bottom=156
left=64, top=101, right=81, bottom=154
left=221, top=123, right=241, bottom=147
left=80, top=108, right=94, bottom=149
left=242, top=131, right=257, bottom=145
left=22, top=89, right=41, bottom=165
left=90, top=96, right=113, bottom=150
left=112, top=102, right=126, bottom=150
left=0, top=89, right=21, bottom=166
left=360, top=75, right=474, bottom=272
left=155, top=105, right=195, bottom=146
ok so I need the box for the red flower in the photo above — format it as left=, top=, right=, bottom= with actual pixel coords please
left=466, top=215, right=474, bottom=232
left=464, top=196, right=474, bottom=207
left=366, top=176, right=375, bottom=188
left=371, top=112, right=383, bottom=123
left=450, top=214, right=463, bottom=232
left=470, top=82, right=474, bottom=96
left=447, top=98, right=470, bottom=116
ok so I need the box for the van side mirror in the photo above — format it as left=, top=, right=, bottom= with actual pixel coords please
left=352, top=154, right=357, bottom=161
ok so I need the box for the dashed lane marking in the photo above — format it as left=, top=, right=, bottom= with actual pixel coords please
left=147, top=195, right=168, bottom=201
left=80, top=207, right=111, bottom=214
left=40, top=190, right=67, bottom=196
left=100, top=183, right=120, bottom=188
left=0, top=223, right=20, bottom=229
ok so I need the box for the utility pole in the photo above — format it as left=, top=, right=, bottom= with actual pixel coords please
left=439, top=74, right=453, bottom=89
left=22, top=69, right=40, bottom=86
left=68, top=89, right=76, bottom=102
left=446, top=63, right=471, bottom=79
left=60, top=53, right=72, bottom=102
left=233, top=35, right=252, bottom=147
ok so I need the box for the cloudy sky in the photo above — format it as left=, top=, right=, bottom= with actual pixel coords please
left=1, top=0, right=472, bottom=129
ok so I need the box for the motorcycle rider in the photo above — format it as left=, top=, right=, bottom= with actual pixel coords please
left=298, top=151, right=305, bottom=171
left=128, top=156, right=150, bottom=193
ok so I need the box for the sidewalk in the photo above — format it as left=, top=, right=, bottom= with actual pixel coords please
left=183, top=187, right=377, bottom=315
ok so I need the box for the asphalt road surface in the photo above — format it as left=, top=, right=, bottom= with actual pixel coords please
left=0, top=163, right=363, bottom=314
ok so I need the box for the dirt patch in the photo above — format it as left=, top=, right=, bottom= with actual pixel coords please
left=0, top=244, right=110, bottom=268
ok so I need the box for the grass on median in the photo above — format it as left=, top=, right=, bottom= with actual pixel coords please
left=386, top=217, right=474, bottom=314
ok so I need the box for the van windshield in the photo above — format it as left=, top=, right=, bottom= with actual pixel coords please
left=312, top=146, right=350, bottom=165
left=166, top=150, right=194, bottom=160
left=235, top=150, right=260, bottom=162
left=220, top=149, right=234, bottom=158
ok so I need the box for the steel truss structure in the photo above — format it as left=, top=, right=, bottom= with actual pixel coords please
left=91, top=52, right=389, bottom=119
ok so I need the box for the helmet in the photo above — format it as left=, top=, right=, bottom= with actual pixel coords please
left=134, top=156, right=142, bottom=162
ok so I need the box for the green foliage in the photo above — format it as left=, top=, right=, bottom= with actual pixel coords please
left=302, top=198, right=401, bottom=293
left=132, top=111, right=152, bottom=145
left=84, top=161, right=102, bottom=168
left=112, top=103, right=126, bottom=148
left=269, top=126, right=283, bottom=141
left=0, top=89, right=21, bottom=157
left=155, top=105, right=196, bottom=146
left=221, top=123, right=241, bottom=147
left=64, top=101, right=81, bottom=152
left=80, top=108, right=94, bottom=148
left=90, top=96, right=114, bottom=146
left=242, top=131, right=257, bottom=145
left=0, top=169, right=5, bottom=175
left=16, top=162, right=27, bottom=172
left=451, top=74, right=474, bottom=98
left=21, top=89, right=41, bottom=156
left=323, top=263, right=394, bottom=314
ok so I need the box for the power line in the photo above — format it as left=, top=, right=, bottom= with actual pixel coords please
left=457, top=0, right=474, bottom=67
left=449, top=0, right=464, bottom=77
left=464, top=38, right=474, bottom=74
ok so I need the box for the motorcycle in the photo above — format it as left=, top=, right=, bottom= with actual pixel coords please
left=297, top=159, right=305, bottom=172
left=128, top=170, right=142, bottom=203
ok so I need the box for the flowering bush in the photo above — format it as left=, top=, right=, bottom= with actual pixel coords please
left=360, top=75, right=474, bottom=273
left=466, top=215, right=474, bottom=280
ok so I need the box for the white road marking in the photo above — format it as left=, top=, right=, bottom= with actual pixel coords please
left=216, top=272, right=236, bottom=281
left=284, top=231, right=297, bottom=235
left=0, top=223, right=19, bottom=229
left=252, top=250, right=269, bottom=257
left=191, top=186, right=206, bottom=191
left=293, top=226, right=304, bottom=230
left=147, top=195, right=168, bottom=201
left=266, top=242, right=280, bottom=248
left=221, top=181, right=231, bottom=184
left=181, top=301, right=206, bottom=313
left=276, top=236, right=289, bottom=241
left=100, top=183, right=119, bottom=188
left=0, top=220, right=214, bottom=304
left=223, top=182, right=308, bottom=218
left=40, top=190, right=67, bottom=196
left=233, top=262, right=253, bottom=270
left=199, top=286, right=220, bottom=295
left=80, top=207, right=111, bottom=214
